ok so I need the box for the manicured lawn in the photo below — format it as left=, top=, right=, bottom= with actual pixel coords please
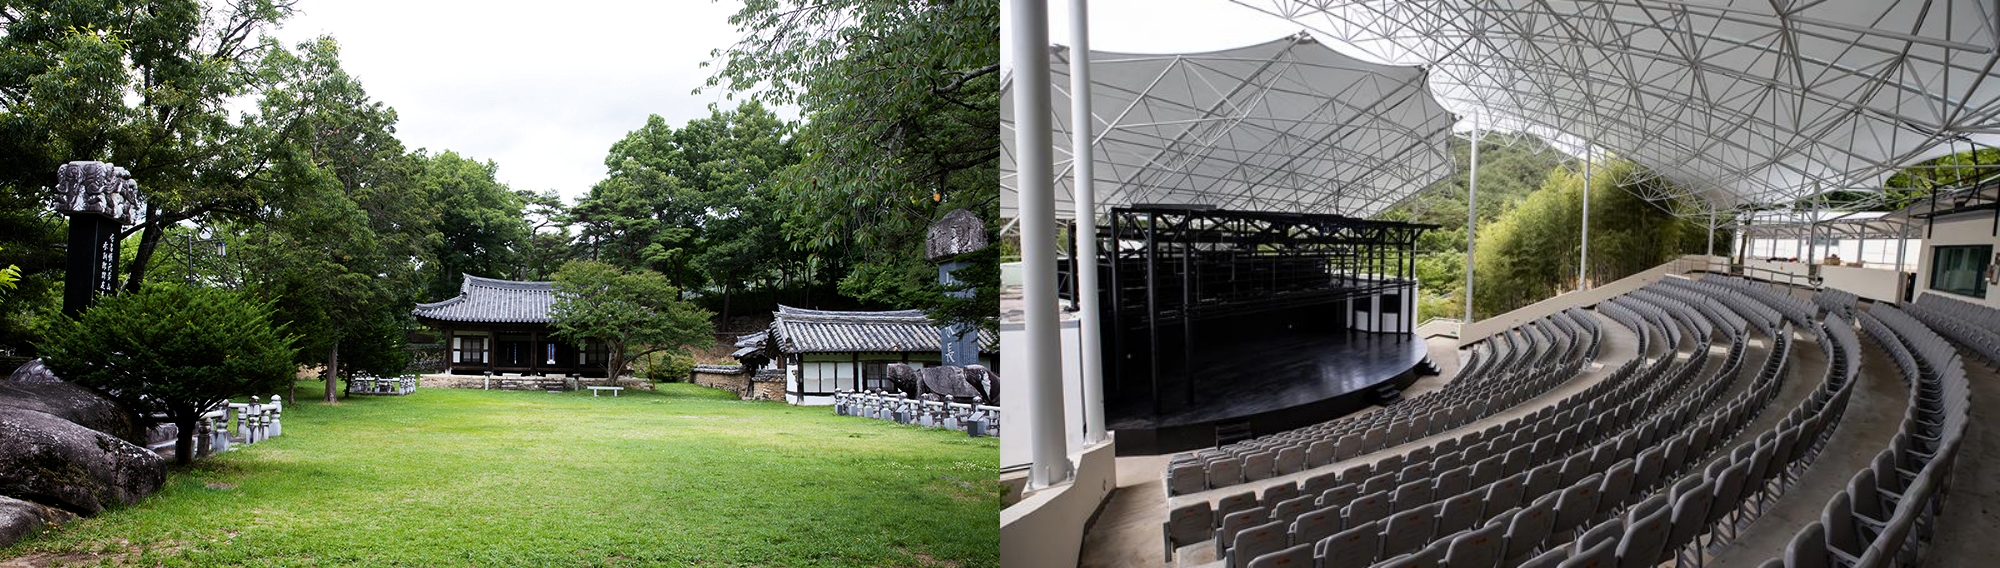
left=1, top=382, right=1000, bottom=567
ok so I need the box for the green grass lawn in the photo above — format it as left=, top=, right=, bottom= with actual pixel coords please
left=1, top=382, right=999, bottom=567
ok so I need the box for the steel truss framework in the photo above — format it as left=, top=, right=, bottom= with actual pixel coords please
left=1228, top=0, right=2000, bottom=219
left=1001, top=33, right=1457, bottom=220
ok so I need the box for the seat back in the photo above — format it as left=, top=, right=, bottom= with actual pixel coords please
left=1560, top=537, right=1615, bottom=568
left=1164, top=501, right=1213, bottom=555
left=1380, top=502, right=1440, bottom=559
left=1443, top=521, right=1505, bottom=568
left=1614, top=503, right=1670, bottom=568
left=1217, top=506, right=1272, bottom=552
left=1503, top=494, right=1558, bottom=561
left=1316, top=519, right=1382, bottom=568
left=1343, top=491, right=1391, bottom=529
left=1437, top=491, right=1485, bottom=536
left=1290, top=505, right=1341, bottom=547
left=1784, top=521, right=1830, bottom=568
left=1228, top=520, right=1289, bottom=568
left=1244, top=542, right=1312, bottom=568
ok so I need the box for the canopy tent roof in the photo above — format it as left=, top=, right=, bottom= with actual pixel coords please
left=1000, top=33, right=1456, bottom=219
left=1230, top=0, right=2000, bottom=213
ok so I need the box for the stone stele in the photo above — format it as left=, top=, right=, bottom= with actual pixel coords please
left=924, top=209, right=987, bottom=262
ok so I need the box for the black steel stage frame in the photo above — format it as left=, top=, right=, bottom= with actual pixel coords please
left=1075, top=206, right=1433, bottom=453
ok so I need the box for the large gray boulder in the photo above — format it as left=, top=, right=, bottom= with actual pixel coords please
left=6, top=359, right=61, bottom=383
left=885, top=363, right=921, bottom=397
left=0, top=380, right=145, bottom=445
left=918, top=366, right=982, bottom=399
left=0, top=407, right=164, bottom=515
left=0, top=495, right=76, bottom=548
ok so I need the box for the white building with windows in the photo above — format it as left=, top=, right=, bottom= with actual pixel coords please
left=733, top=305, right=997, bottom=405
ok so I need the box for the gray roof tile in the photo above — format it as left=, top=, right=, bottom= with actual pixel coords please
left=767, top=304, right=996, bottom=354
left=411, top=275, right=556, bottom=324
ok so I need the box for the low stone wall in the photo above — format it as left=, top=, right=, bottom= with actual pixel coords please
left=690, top=365, right=749, bottom=394
left=416, top=374, right=654, bottom=392
left=749, top=371, right=785, bottom=401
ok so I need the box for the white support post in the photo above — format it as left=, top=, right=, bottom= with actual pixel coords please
left=1069, top=0, right=1106, bottom=445
left=1705, top=212, right=1716, bottom=269
left=1464, top=117, right=1479, bottom=324
left=1895, top=220, right=1910, bottom=273
left=1579, top=142, right=1591, bottom=289
left=1012, top=0, right=1074, bottom=489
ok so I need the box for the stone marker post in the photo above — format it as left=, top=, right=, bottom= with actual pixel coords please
left=925, top=209, right=989, bottom=367
left=52, top=161, right=140, bottom=316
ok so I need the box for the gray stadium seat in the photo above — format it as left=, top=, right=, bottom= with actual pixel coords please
left=1664, top=479, right=1713, bottom=565
left=1316, top=519, right=1381, bottom=568
left=1503, top=494, right=1558, bottom=564
left=1525, top=463, right=1562, bottom=500
left=1227, top=519, right=1288, bottom=568
left=1785, top=521, right=1829, bottom=568
left=1550, top=474, right=1603, bottom=545
left=1290, top=506, right=1340, bottom=547
left=1217, top=491, right=1259, bottom=524
left=1263, top=481, right=1301, bottom=507
left=1597, top=459, right=1636, bottom=521
left=1163, top=500, right=1212, bottom=560
left=1518, top=547, right=1569, bottom=568
left=1210, top=458, right=1244, bottom=488
left=1301, top=471, right=1339, bottom=497
left=1380, top=503, right=1439, bottom=559
left=1168, top=462, right=1206, bottom=496
left=1573, top=518, right=1621, bottom=555
left=1276, top=447, right=1305, bottom=475
left=1615, top=504, right=1669, bottom=568
left=1244, top=451, right=1278, bottom=481
left=1487, top=472, right=1527, bottom=514
left=1434, top=466, right=1471, bottom=500
left=1244, top=542, right=1312, bottom=568
left=1560, top=537, right=1614, bottom=568
left=1306, top=440, right=1336, bottom=468
left=1271, top=494, right=1316, bottom=525
left=1318, top=483, right=1361, bottom=511
left=1392, top=479, right=1434, bottom=512
left=1437, top=491, right=1484, bottom=536
left=1343, top=491, right=1391, bottom=529
left=1819, top=491, right=1868, bottom=566
left=1444, top=521, right=1505, bottom=568
left=1215, top=506, right=1270, bottom=552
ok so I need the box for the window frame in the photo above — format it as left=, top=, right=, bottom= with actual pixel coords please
left=1928, top=244, right=1992, bottom=299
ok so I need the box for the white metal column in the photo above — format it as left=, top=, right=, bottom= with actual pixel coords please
left=1012, top=0, right=1074, bottom=489
left=1069, top=0, right=1106, bottom=445
left=1464, top=118, right=1479, bottom=323
left=1579, top=143, right=1591, bottom=289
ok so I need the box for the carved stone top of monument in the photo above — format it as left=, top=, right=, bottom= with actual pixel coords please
left=53, top=161, right=139, bottom=225
left=924, top=209, right=987, bottom=262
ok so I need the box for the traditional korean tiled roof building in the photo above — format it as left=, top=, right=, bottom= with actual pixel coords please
left=412, top=275, right=609, bottom=376
left=735, top=305, right=997, bottom=405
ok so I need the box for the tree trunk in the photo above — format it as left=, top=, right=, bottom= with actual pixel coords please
left=324, top=330, right=340, bottom=403
left=173, top=412, right=197, bottom=465
left=720, top=280, right=733, bottom=332
left=124, top=209, right=167, bottom=292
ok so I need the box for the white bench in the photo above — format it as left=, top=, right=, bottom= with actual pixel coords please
left=586, top=386, right=624, bottom=397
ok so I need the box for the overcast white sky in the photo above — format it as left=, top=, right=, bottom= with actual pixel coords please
left=999, top=0, right=1301, bottom=71
left=271, top=0, right=786, bottom=202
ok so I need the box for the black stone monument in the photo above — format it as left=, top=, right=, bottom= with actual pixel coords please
left=52, top=161, right=139, bottom=316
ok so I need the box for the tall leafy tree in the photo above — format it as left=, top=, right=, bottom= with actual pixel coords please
left=235, top=37, right=429, bottom=403
left=419, top=151, right=527, bottom=301
left=548, top=261, right=714, bottom=385
left=0, top=0, right=299, bottom=293
left=0, top=0, right=294, bottom=354
left=709, top=0, right=999, bottom=333
left=38, top=282, right=298, bottom=464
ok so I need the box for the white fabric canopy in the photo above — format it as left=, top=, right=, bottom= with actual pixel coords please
left=1000, top=33, right=1455, bottom=219
left=1235, top=0, right=2000, bottom=211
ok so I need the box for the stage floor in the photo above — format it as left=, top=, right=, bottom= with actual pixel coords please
left=1107, top=328, right=1430, bottom=454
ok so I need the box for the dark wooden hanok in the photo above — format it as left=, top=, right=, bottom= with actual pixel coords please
left=411, top=275, right=609, bottom=377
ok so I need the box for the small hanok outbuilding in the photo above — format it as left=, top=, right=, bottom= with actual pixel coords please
left=412, top=275, right=610, bottom=376
left=735, top=305, right=996, bottom=405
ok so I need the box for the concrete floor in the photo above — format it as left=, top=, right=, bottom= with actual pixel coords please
left=1077, top=311, right=1646, bottom=568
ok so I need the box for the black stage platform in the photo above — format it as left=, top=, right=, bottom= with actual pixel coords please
left=1107, top=328, right=1431, bottom=455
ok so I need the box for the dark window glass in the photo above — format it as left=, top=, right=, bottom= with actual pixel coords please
left=1380, top=293, right=1401, bottom=314
left=1929, top=245, right=1992, bottom=298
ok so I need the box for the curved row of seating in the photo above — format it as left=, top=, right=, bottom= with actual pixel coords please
left=1773, top=305, right=1969, bottom=568
left=1902, top=293, right=2000, bottom=366
left=1164, top=309, right=1602, bottom=495
left=1173, top=278, right=1808, bottom=567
